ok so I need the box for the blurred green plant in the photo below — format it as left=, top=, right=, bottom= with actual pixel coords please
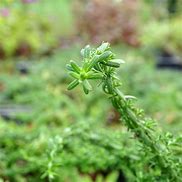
left=0, top=8, right=58, bottom=58
left=43, top=123, right=140, bottom=181
left=141, top=16, right=182, bottom=57
left=0, top=0, right=75, bottom=59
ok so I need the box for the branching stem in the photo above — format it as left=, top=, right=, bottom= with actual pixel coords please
left=67, top=43, right=181, bottom=181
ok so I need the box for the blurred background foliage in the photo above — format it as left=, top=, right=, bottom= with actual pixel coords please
left=0, top=0, right=182, bottom=181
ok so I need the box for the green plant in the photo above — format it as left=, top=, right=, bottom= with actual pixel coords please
left=66, top=42, right=182, bottom=181
left=43, top=122, right=144, bottom=181
left=141, top=16, right=182, bottom=56
left=0, top=7, right=57, bottom=58
left=0, top=0, right=75, bottom=59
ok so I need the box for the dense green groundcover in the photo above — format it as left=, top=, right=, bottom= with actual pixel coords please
left=0, top=45, right=182, bottom=181
left=0, top=0, right=182, bottom=181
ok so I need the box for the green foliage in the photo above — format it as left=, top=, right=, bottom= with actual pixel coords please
left=67, top=42, right=182, bottom=181
left=0, top=0, right=75, bottom=58
left=141, top=16, right=182, bottom=56
left=0, top=44, right=181, bottom=181
left=43, top=123, right=142, bottom=181
left=121, top=62, right=182, bottom=134
left=0, top=8, right=56, bottom=58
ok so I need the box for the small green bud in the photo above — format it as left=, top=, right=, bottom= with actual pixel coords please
left=97, top=42, right=110, bottom=53
left=102, top=82, right=109, bottom=94
left=81, top=45, right=91, bottom=59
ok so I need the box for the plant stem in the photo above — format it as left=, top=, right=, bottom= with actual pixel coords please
left=67, top=43, right=181, bottom=181
left=108, top=84, right=179, bottom=180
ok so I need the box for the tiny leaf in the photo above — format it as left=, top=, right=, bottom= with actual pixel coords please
left=83, top=80, right=92, bottom=91
left=110, top=59, right=125, bottom=64
left=67, top=79, right=79, bottom=90
left=69, top=72, right=80, bottom=79
left=101, top=61, right=120, bottom=68
left=70, top=60, right=81, bottom=74
left=81, top=45, right=91, bottom=59
left=66, top=64, right=74, bottom=71
left=82, top=80, right=92, bottom=94
left=87, top=72, right=103, bottom=79
left=125, top=95, right=137, bottom=100
left=97, top=42, right=110, bottom=52
left=86, top=55, right=100, bottom=71
left=97, top=51, right=113, bottom=62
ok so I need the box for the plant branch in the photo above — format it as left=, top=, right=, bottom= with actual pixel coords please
left=66, top=42, right=181, bottom=181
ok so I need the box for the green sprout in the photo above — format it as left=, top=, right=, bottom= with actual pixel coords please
left=66, top=43, right=124, bottom=94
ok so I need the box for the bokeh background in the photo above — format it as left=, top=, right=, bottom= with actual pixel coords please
left=0, top=0, right=181, bottom=181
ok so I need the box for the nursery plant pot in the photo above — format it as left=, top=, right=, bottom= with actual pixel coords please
left=0, top=104, right=32, bottom=124
left=156, top=50, right=182, bottom=71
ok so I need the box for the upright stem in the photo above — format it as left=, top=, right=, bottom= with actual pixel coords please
left=67, top=43, right=181, bottom=181
left=108, top=83, right=179, bottom=180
